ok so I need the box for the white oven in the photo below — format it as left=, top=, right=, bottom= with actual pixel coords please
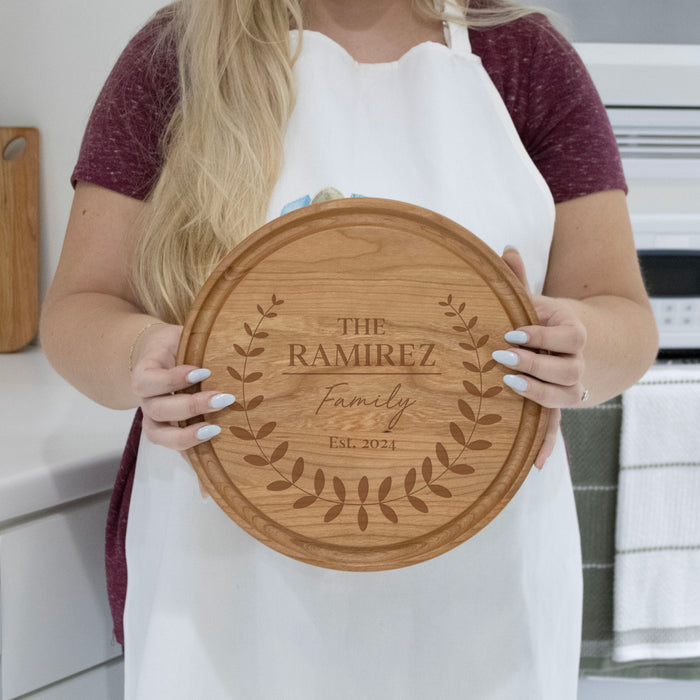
left=576, top=45, right=700, bottom=355
left=601, top=100, right=700, bottom=355
left=536, top=0, right=700, bottom=356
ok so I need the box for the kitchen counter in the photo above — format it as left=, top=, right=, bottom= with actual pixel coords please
left=0, top=345, right=133, bottom=699
left=0, top=345, right=133, bottom=524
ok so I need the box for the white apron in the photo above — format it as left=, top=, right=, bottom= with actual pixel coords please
left=124, top=20, right=582, bottom=699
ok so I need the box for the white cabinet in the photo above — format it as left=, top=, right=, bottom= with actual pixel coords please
left=0, top=348, right=133, bottom=698
left=14, top=659, right=124, bottom=700
left=0, top=497, right=122, bottom=698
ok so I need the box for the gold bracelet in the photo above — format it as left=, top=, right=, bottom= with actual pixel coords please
left=128, top=321, right=166, bottom=372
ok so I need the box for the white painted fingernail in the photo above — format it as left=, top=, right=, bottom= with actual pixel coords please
left=187, top=368, right=211, bottom=384
left=504, top=330, right=529, bottom=344
left=492, top=350, right=519, bottom=367
left=504, top=374, right=528, bottom=392
left=197, top=424, right=221, bottom=441
left=209, top=393, right=235, bottom=409
left=503, top=245, right=519, bottom=253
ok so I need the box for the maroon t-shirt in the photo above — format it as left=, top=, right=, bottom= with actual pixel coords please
left=74, top=10, right=627, bottom=645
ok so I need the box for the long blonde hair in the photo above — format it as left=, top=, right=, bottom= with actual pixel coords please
left=133, top=0, right=549, bottom=324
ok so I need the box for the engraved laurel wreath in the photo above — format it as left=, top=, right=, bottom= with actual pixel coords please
left=226, top=294, right=503, bottom=532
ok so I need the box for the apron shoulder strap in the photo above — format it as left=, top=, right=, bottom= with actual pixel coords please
left=443, top=19, right=472, bottom=58
left=435, top=0, right=472, bottom=58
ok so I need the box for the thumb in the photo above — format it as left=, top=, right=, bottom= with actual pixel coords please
left=501, top=245, right=531, bottom=295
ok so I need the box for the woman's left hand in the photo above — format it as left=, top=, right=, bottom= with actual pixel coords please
left=495, top=247, right=588, bottom=469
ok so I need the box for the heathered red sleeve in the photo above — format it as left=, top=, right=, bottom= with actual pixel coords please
left=470, top=14, right=627, bottom=203
left=71, top=10, right=178, bottom=201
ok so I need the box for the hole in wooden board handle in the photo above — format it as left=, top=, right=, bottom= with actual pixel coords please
left=2, top=136, right=27, bottom=161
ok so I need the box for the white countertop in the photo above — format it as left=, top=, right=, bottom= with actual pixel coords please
left=0, top=346, right=134, bottom=525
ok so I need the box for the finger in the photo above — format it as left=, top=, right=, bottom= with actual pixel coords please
left=506, top=296, right=587, bottom=354
left=142, top=415, right=222, bottom=451
left=502, top=373, right=585, bottom=409
left=180, top=447, right=212, bottom=499
left=501, top=246, right=531, bottom=294
left=535, top=408, right=561, bottom=470
left=505, top=321, right=586, bottom=356
left=491, top=348, right=584, bottom=388
left=142, top=390, right=236, bottom=423
left=198, top=477, right=211, bottom=500
left=131, top=365, right=212, bottom=400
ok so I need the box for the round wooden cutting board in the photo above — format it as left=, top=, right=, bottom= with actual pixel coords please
left=177, top=198, right=548, bottom=571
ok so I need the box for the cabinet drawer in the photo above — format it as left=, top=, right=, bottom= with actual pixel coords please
left=1, top=495, right=121, bottom=699
left=15, top=658, right=123, bottom=700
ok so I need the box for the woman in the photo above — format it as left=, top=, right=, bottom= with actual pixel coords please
left=41, top=1, right=658, bottom=697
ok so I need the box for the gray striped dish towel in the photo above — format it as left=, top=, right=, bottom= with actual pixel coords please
left=614, top=363, right=700, bottom=662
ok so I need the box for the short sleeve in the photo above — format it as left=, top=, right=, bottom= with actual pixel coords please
left=470, top=15, right=627, bottom=203
left=71, top=9, right=179, bottom=201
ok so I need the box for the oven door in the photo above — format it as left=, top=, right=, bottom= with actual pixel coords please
left=638, top=249, right=700, bottom=355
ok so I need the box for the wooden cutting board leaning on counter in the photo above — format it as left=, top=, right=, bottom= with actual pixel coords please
left=0, top=126, right=39, bottom=353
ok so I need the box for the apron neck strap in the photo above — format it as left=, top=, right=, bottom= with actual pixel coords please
left=443, top=19, right=472, bottom=57
left=435, top=0, right=472, bottom=57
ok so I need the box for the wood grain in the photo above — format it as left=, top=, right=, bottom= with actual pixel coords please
left=178, top=198, right=549, bottom=570
left=0, top=127, right=39, bottom=352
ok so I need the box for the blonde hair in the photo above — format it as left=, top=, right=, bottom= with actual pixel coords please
left=133, top=0, right=549, bottom=324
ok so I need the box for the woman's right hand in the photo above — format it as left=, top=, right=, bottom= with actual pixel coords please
left=129, top=322, right=235, bottom=451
